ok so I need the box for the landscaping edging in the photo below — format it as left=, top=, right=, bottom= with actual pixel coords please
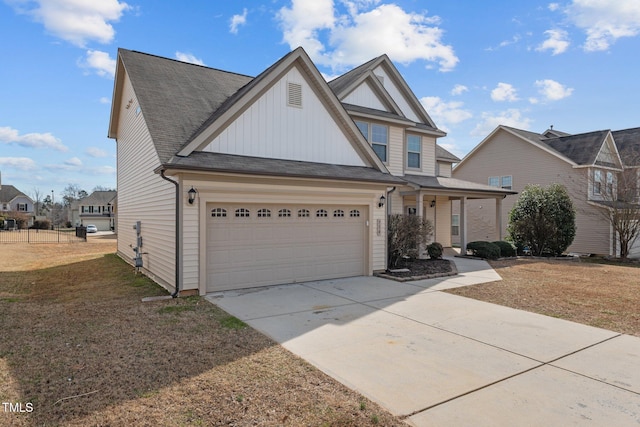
left=375, top=260, right=458, bottom=282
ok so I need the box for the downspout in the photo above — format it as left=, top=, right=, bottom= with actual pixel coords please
left=160, top=169, right=180, bottom=298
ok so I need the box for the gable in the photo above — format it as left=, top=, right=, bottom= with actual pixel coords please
left=595, top=133, right=623, bottom=168
left=373, top=65, right=422, bottom=123
left=343, top=80, right=391, bottom=112
left=201, top=64, right=367, bottom=167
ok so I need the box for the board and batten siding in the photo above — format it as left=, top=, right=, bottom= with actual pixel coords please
left=115, top=73, right=176, bottom=290
left=343, top=80, right=389, bottom=112
left=202, top=66, right=366, bottom=167
left=373, top=66, right=421, bottom=123
left=387, top=126, right=404, bottom=175
left=453, top=129, right=611, bottom=254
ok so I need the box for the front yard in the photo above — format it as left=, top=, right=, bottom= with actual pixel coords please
left=0, top=241, right=403, bottom=426
left=446, top=258, right=640, bottom=337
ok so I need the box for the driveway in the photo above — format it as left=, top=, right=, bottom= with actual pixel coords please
left=206, top=257, right=640, bottom=426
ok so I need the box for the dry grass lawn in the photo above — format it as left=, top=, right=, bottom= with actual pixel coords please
left=0, top=239, right=404, bottom=426
left=446, top=258, right=640, bottom=337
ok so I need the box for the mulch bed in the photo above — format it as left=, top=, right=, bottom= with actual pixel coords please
left=376, top=258, right=456, bottom=282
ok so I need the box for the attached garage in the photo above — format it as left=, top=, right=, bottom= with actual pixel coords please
left=206, top=203, right=368, bottom=292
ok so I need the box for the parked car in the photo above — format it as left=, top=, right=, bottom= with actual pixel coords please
left=86, top=224, right=98, bottom=233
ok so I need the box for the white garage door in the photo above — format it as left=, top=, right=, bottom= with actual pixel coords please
left=630, top=234, right=640, bottom=258
left=207, top=204, right=367, bottom=292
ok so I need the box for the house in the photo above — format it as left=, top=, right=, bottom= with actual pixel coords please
left=108, top=47, right=513, bottom=296
left=0, top=183, right=35, bottom=228
left=73, top=190, right=117, bottom=231
left=452, top=125, right=640, bottom=257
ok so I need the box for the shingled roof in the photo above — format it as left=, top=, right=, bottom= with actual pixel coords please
left=612, top=127, right=640, bottom=167
left=116, top=49, right=253, bottom=164
left=541, top=130, right=611, bottom=166
left=0, top=185, right=30, bottom=203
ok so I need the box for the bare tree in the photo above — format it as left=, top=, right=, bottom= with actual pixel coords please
left=31, top=187, right=44, bottom=216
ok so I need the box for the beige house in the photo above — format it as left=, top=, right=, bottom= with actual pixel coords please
left=453, top=125, right=640, bottom=257
left=72, top=190, right=116, bottom=231
left=108, top=47, right=512, bottom=296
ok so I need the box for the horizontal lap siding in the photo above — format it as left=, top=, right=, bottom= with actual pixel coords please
left=453, top=129, right=611, bottom=254
left=116, top=74, right=176, bottom=290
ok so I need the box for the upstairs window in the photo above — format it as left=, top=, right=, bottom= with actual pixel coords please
left=355, top=120, right=388, bottom=162
left=593, top=170, right=602, bottom=195
left=407, top=134, right=421, bottom=169
left=488, top=176, right=500, bottom=187
left=606, top=171, right=615, bottom=196
left=501, top=176, right=512, bottom=190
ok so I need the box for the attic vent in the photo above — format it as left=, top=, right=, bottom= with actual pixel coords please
left=287, top=82, right=302, bottom=107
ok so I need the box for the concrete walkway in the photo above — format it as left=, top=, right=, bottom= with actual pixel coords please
left=206, top=257, right=640, bottom=426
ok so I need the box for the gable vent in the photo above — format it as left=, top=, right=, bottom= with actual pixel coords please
left=287, top=82, right=302, bottom=107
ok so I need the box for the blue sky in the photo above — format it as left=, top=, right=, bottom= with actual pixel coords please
left=1, top=0, right=639, bottom=200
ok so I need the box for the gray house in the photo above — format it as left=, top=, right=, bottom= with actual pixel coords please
left=0, top=184, right=35, bottom=228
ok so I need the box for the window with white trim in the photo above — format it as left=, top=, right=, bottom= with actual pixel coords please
left=451, top=214, right=460, bottom=236
left=333, top=209, right=344, bottom=217
left=297, top=209, right=310, bottom=218
left=349, top=209, right=360, bottom=217
left=235, top=208, right=250, bottom=218
left=488, top=176, right=499, bottom=187
left=501, top=175, right=512, bottom=190
left=593, top=170, right=602, bottom=195
left=606, top=171, right=615, bottom=195
left=278, top=209, right=291, bottom=218
left=355, top=120, right=388, bottom=162
left=17, top=203, right=27, bottom=212
left=316, top=209, right=328, bottom=217
left=257, top=209, right=271, bottom=218
left=407, top=134, right=421, bottom=169
left=211, top=208, right=227, bottom=217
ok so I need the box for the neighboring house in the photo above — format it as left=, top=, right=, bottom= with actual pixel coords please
left=0, top=184, right=35, bottom=227
left=108, top=47, right=512, bottom=296
left=75, top=191, right=117, bottom=231
left=452, top=125, right=640, bottom=257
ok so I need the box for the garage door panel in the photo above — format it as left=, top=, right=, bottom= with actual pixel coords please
left=207, top=204, right=367, bottom=292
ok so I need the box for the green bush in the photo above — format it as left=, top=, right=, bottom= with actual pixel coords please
left=31, top=220, right=51, bottom=230
left=387, top=214, right=433, bottom=267
left=508, top=183, right=576, bottom=256
left=466, top=241, right=501, bottom=260
left=427, top=242, right=443, bottom=259
left=492, top=241, right=516, bottom=257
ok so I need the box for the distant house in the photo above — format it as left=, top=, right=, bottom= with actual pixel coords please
left=0, top=184, right=35, bottom=227
left=75, top=190, right=117, bottom=231
left=108, top=47, right=513, bottom=296
left=452, top=125, right=640, bottom=257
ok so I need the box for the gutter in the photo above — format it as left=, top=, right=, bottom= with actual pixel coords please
left=160, top=169, right=180, bottom=298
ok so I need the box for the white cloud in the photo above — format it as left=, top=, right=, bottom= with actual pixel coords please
left=64, top=157, right=83, bottom=167
left=277, top=0, right=458, bottom=72
left=230, top=8, right=248, bottom=34
left=566, top=0, right=640, bottom=51
left=0, top=126, right=68, bottom=151
left=534, top=79, right=574, bottom=101
left=536, top=29, right=570, bottom=55
left=491, top=83, right=519, bottom=102
left=175, top=52, right=205, bottom=66
left=451, top=84, right=468, bottom=96
left=471, top=109, right=532, bottom=136
left=0, top=157, right=37, bottom=171
left=420, top=96, right=472, bottom=132
left=80, top=50, right=116, bottom=78
left=548, top=3, right=560, bottom=12
left=99, top=97, right=111, bottom=104
left=86, top=147, right=108, bottom=158
left=10, top=0, right=130, bottom=47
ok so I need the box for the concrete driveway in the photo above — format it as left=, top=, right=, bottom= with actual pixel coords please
left=206, top=257, right=640, bottom=426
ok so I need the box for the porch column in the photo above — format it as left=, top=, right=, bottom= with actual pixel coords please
left=416, top=190, right=424, bottom=218
left=496, top=196, right=503, bottom=240
left=460, top=196, right=468, bottom=254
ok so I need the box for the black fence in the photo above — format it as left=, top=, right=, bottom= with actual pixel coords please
left=0, top=227, right=87, bottom=244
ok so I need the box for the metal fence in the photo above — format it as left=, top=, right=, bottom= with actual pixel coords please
left=0, top=227, right=87, bottom=244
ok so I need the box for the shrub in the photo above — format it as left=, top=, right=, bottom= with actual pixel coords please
left=508, top=183, right=576, bottom=256
left=426, top=242, right=444, bottom=259
left=31, top=220, right=51, bottom=230
left=492, top=241, right=516, bottom=257
left=387, top=214, right=433, bottom=267
left=466, top=241, right=501, bottom=260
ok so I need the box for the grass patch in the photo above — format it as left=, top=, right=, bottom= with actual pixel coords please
left=220, top=315, right=247, bottom=330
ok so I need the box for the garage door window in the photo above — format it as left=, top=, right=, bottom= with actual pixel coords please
left=334, top=209, right=344, bottom=217
left=211, top=208, right=227, bottom=217
left=316, top=209, right=328, bottom=217
left=235, top=208, right=250, bottom=218
left=257, top=209, right=271, bottom=218
left=278, top=209, right=291, bottom=217
left=350, top=209, right=361, bottom=217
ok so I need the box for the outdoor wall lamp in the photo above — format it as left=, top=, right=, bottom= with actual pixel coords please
left=187, top=187, right=197, bottom=205
left=378, top=195, right=386, bottom=208
left=430, top=199, right=436, bottom=208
